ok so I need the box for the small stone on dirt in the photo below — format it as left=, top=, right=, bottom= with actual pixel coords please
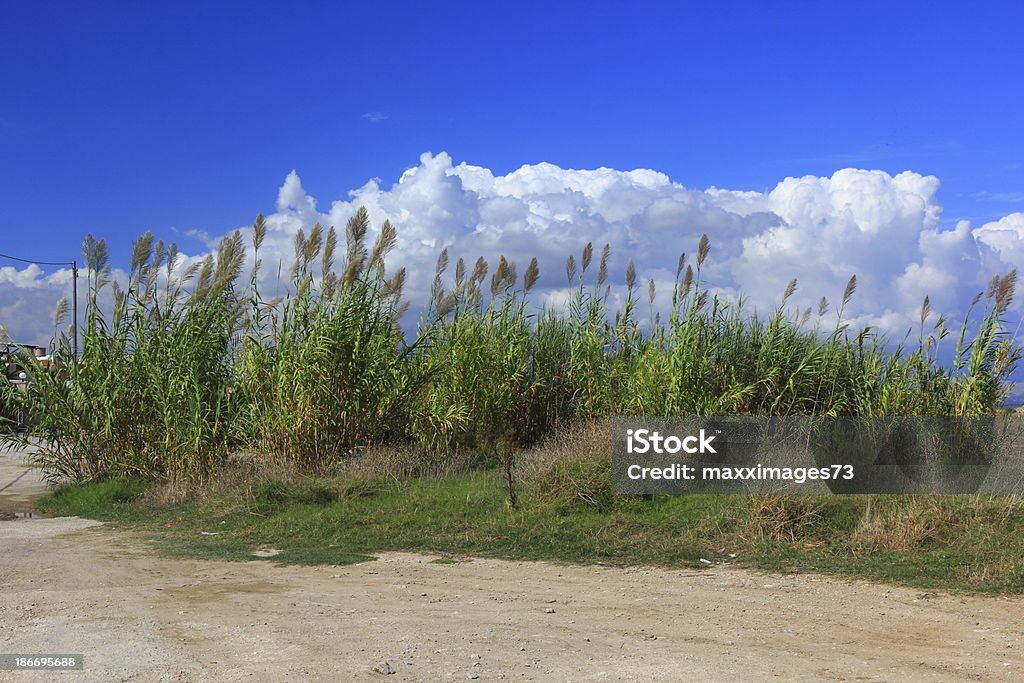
left=373, top=661, right=396, bottom=675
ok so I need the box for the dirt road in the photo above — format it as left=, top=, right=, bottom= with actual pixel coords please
left=2, top=450, right=1022, bottom=682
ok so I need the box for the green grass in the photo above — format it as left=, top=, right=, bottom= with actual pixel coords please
left=35, top=472, right=1024, bottom=594
left=41, top=478, right=150, bottom=519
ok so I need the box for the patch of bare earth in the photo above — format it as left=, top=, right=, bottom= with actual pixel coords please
left=2, top=448, right=1022, bottom=681
left=0, top=518, right=1020, bottom=682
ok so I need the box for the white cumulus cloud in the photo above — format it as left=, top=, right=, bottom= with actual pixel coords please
left=2, top=153, right=1022, bottom=353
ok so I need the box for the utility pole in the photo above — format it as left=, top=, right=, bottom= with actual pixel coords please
left=71, top=259, right=79, bottom=378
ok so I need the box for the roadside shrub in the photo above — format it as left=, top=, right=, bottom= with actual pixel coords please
left=523, top=420, right=612, bottom=510
left=743, top=494, right=829, bottom=542
left=534, top=458, right=614, bottom=511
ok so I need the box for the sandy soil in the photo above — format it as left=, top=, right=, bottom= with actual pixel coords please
left=0, top=442, right=48, bottom=516
left=2, top=450, right=1023, bottom=682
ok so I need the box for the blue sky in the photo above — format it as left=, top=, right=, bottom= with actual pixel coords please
left=3, top=1, right=1024, bottom=264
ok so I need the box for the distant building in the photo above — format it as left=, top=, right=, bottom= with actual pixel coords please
left=1, top=343, right=46, bottom=430
left=2, top=342, right=48, bottom=381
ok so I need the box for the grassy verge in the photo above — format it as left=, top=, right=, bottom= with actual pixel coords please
left=36, top=466, right=1024, bottom=595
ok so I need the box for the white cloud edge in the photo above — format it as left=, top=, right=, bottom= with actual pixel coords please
left=3, top=152, right=1022, bottom=363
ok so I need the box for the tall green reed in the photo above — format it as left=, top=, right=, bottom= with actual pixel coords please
left=4, top=231, right=243, bottom=481
left=235, top=209, right=413, bottom=470
left=5, top=217, right=1019, bottom=483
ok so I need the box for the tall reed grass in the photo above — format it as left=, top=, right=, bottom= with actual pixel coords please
left=235, top=211, right=413, bottom=469
left=3, top=233, right=243, bottom=480
left=4, top=210, right=1019, bottom=482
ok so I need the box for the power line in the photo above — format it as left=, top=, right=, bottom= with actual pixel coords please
left=0, top=251, right=76, bottom=267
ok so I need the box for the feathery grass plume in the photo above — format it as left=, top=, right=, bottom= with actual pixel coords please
left=52, top=297, right=69, bottom=345
left=290, top=228, right=306, bottom=280
left=81, top=233, right=95, bottom=268
left=491, top=256, right=510, bottom=296
left=566, top=255, right=576, bottom=284
left=194, top=255, right=215, bottom=295
left=82, top=234, right=110, bottom=286
left=800, top=306, right=811, bottom=326
left=163, top=241, right=181, bottom=302
left=648, top=279, right=656, bottom=305
left=52, top=298, right=69, bottom=329
left=505, top=260, right=518, bottom=291
left=471, top=256, right=488, bottom=286
left=304, top=223, right=324, bottom=268
left=835, top=274, right=858, bottom=329
left=129, top=231, right=154, bottom=275
left=212, top=230, right=246, bottom=295
left=843, top=274, right=857, bottom=306
left=676, top=252, right=686, bottom=278
left=166, top=242, right=179, bottom=276
left=818, top=296, right=829, bottom=317
left=252, top=213, right=267, bottom=253
left=682, top=264, right=694, bottom=296
left=385, top=266, right=407, bottom=298
left=430, top=248, right=451, bottom=308
left=581, top=242, right=593, bottom=274
left=462, top=258, right=485, bottom=304
left=323, top=224, right=339, bottom=270
left=696, top=234, right=710, bottom=269
left=986, top=273, right=1000, bottom=300
left=783, top=277, right=797, bottom=302
left=994, top=269, right=1017, bottom=313
left=625, top=259, right=636, bottom=290
left=390, top=299, right=412, bottom=335
left=435, top=247, right=450, bottom=279
left=153, top=239, right=167, bottom=273
left=111, top=281, right=125, bottom=319
left=321, top=225, right=339, bottom=294
left=436, top=289, right=460, bottom=318
left=342, top=207, right=370, bottom=285
left=597, top=244, right=610, bottom=286
left=920, top=296, right=932, bottom=327
left=454, top=257, right=466, bottom=287
left=523, top=257, right=539, bottom=294
left=179, top=260, right=202, bottom=288
left=368, top=219, right=397, bottom=277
